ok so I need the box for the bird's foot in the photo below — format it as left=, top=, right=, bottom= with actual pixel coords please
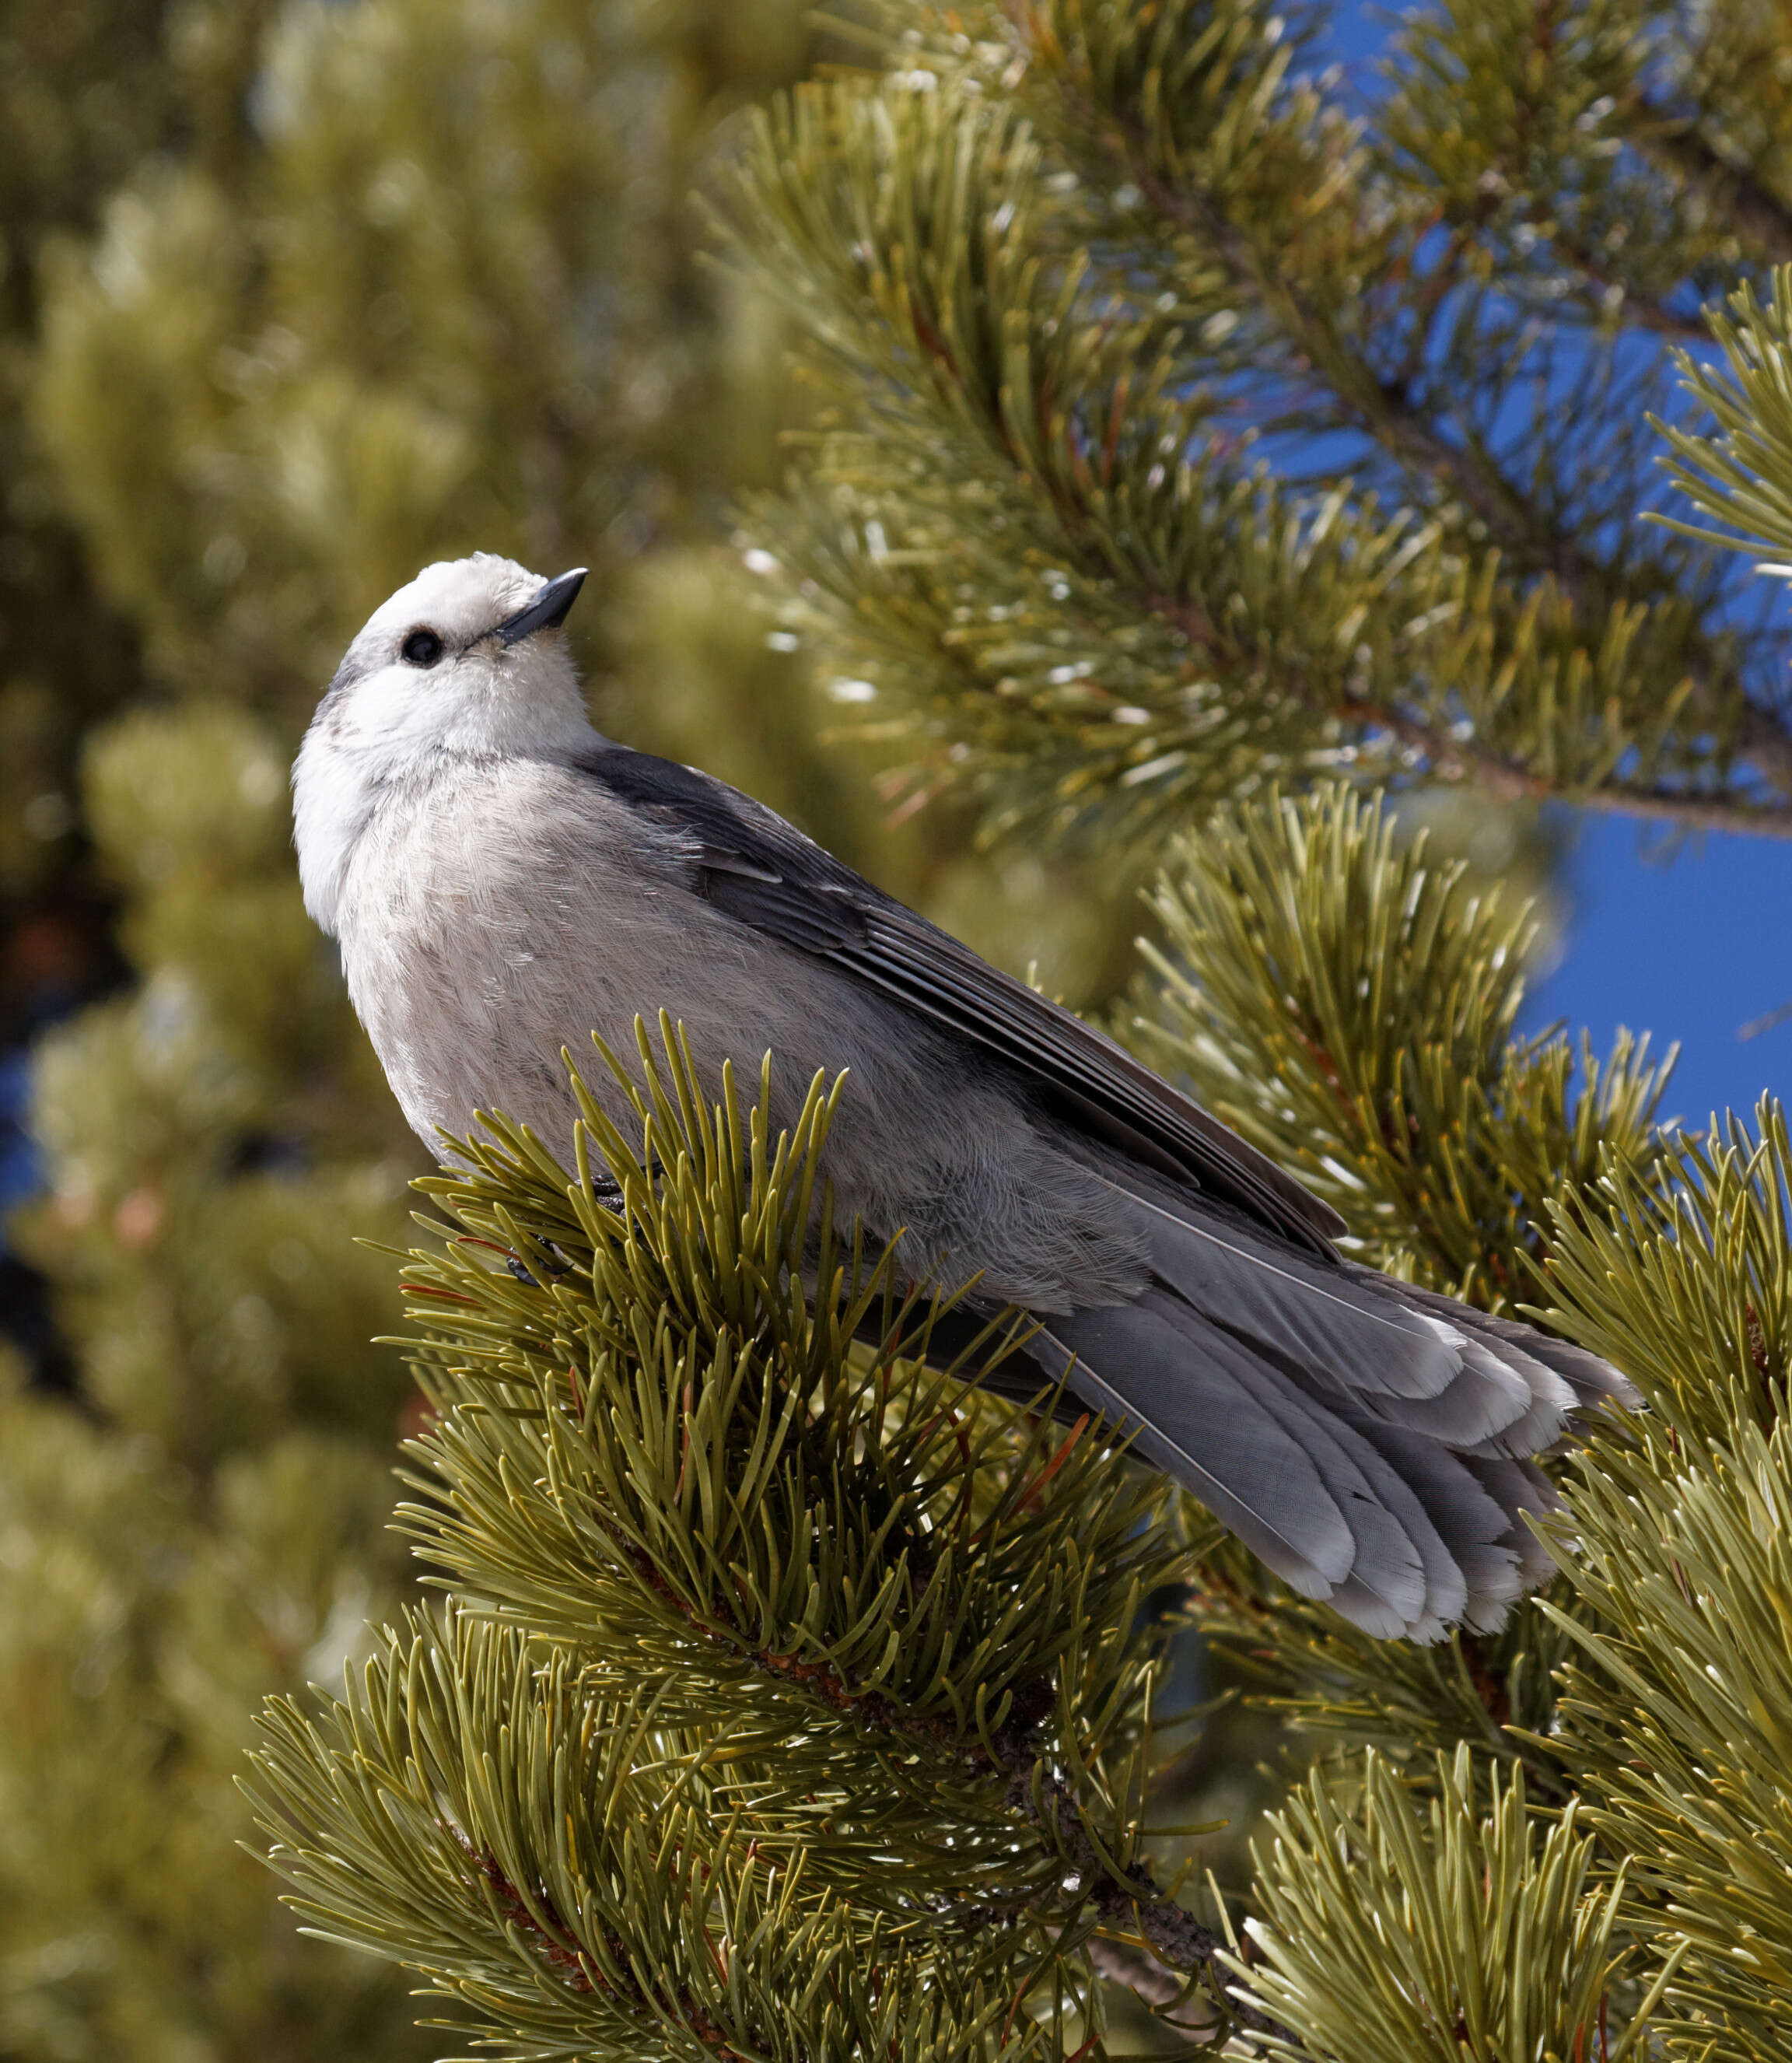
left=505, top=1241, right=574, bottom=1287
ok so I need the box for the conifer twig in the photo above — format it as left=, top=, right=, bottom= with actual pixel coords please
left=1636, top=106, right=1792, bottom=268
left=1026, top=28, right=1792, bottom=807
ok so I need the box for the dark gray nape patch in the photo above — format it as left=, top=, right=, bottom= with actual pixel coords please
left=313, top=645, right=380, bottom=723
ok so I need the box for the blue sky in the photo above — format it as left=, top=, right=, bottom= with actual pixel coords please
left=1318, top=2, right=1792, bottom=1129
left=1524, top=813, right=1792, bottom=1128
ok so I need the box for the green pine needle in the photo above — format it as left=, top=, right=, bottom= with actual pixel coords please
left=1230, top=1745, right=1652, bottom=2062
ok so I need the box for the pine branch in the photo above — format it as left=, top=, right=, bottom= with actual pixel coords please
left=1550, top=246, right=1713, bottom=344
left=1636, top=103, right=1792, bottom=268
left=1192, top=1552, right=1591, bottom=1810
left=1371, top=0, right=1736, bottom=341
left=1006, top=1759, right=1251, bottom=2033
left=1020, top=19, right=1792, bottom=807
left=252, top=1608, right=1078, bottom=2063
left=726, top=75, right=1788, bottom=849
left=727, top=34, right=1792, bottom=846
left=1137, top=783, right=1673, bottom=1294
left=1135, top=786, right=1668, bottom=1776
left=250, top=1024, right=1261, bottom=2055
left=1151, top=586, right=1792, bottom=837
left=1564, top=775, right=1792, bottom=835
left=1536, top=1102, right=1792, bottom=2058
left=1011, top=33, right=1575, bottom=562
left=1229, top=1746, right=1650, bottom=2060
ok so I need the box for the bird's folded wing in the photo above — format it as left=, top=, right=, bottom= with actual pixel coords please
left=565, top=747, right=1634, bottom=1641
left=569, top=744, right=1345, bottom=1256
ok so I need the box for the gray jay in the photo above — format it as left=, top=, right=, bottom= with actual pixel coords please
left=295, top=553, right=1630, bottom=1642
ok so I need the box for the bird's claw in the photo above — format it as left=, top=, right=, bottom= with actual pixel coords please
left=505, top=1241, right=573, bottom=1287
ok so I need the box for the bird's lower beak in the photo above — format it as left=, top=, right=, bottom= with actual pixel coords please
left=494, top=567, right=587, bottom=646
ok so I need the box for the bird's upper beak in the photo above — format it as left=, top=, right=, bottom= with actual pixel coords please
left=493, top=567, right=587, bottom=646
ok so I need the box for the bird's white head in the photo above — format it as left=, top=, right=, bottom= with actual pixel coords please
left=292, top=552, right=592, bottom=933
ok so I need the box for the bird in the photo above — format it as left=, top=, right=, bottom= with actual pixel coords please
left=294, top=552, right=1632, bottom=1642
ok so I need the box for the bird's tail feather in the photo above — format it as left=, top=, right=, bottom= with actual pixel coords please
left=1039, top=1291, right=1560, bottom=1639
left=1025, top=1183, right=1632, bottom=1640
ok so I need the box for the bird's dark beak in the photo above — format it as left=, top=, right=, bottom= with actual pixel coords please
left=493, top=567, right=587, bottom=646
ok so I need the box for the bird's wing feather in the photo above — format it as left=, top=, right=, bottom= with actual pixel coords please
left=1370, top=1275, right=1638, bottom=1411
left=565, top=745, right=1627, bottom=1641
left=1096, top=1167, right=1472, bottom=1403
left=569, top=745, right=1345, bottom=1256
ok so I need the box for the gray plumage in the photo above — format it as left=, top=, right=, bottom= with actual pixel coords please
left=294, top=554, right=1634, bottom=1642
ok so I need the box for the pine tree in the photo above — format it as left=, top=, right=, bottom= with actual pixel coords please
left=237, top=4, right=1792, bottom=2059
left=3, top=700, right=429, bottom=2060
left=0, top=0, right=221, bottom=912
left=0, top=0, right=289, bottom=1385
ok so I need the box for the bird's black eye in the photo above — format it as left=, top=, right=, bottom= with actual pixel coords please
left=401, top=628, right=445, bottom=668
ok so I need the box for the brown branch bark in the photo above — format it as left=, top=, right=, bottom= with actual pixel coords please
left=1009, top=1760, right=1286, bottom=2042
left=1347, top=694, right=1792, bottom=839
left=1084, top=1932, right=1218, bottom=2020
left=1542, top=226, right=1714, bottom=344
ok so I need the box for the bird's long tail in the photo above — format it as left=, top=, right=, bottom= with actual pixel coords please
left=1017, top=1180, right=1632, bottom=1641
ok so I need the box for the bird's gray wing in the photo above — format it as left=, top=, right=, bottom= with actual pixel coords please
left=569, top=744, right=1345, bottom=1256
left=567, top=746, right=1633, bottom=1641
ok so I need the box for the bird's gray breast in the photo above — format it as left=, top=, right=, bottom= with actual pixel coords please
left=333, top=757, right=1147, bottom=1309
left=335, top=758, right=737, bottom=1140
